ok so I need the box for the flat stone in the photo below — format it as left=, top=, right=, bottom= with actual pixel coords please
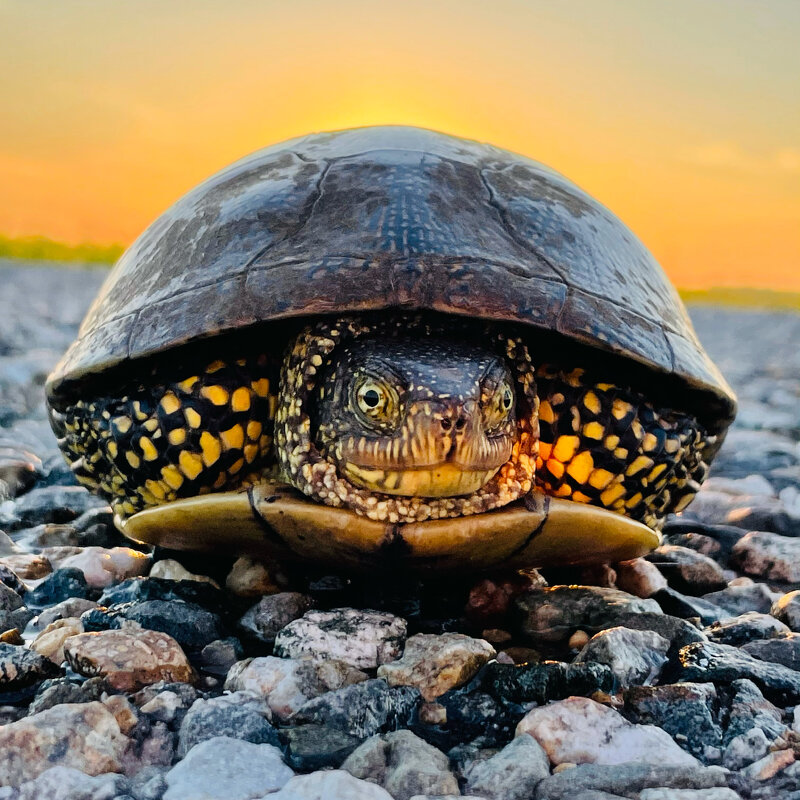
left=464, top=734, right=550, bottom=799
left=574, top=626, right=670, bottom=687
left=705, top=612, right=790, bottom=646
left=377, top=633, right=495, bottom=701
left=516, top=697, right=699, bottom=767
left=676, top=641, right=800, bottom=705
left=741, top=632, right=800, bottom=670
left=30, top=617, right=83, bottom=664
left=269, top=770, right=394, bottom=799
left=10, top=766, right=130, bottom=800
left=163, top=736, right=293, bottom=800
left=342, top=730, right=458, bottom=800
left=482, top=661, right=614, bottom=705
left=274, top=608, right=407, bottom=669
left=65, top=629, right=194, bottom=691
left=614, top=558, right=668, bottom=598
left=515, top=586, right=661, bottom=642
left=225, top=655, right=368, bottom=721
left=0, top=641, right=63, bottom=702
left=731, top=531, right=800, bottom=582
left=177, top=691, right=279, bottom=757
left=0, top=701, right=130, bottom=787
left=532, top=764, right=728, bottom=800
left=702, top=583, right=781, bottom=616
left=645, top=546, right=727, bottom=595
left=291, top=678, right=421, bottom=739
left=57, top=546, right=150, bottom=588
left=612, top=612, right=707, bottom=650
left=624, top=683, right=722, bottom=762
left=771, top=590, right=800, bottom=631
left=282, top=724, right=362, bottom=771
left=238, top=591, right=315, bottom=644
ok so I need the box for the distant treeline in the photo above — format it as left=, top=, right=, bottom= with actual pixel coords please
left=0, top=234, right=122, bottom=265
left=679, top=287, right=800, bottom=312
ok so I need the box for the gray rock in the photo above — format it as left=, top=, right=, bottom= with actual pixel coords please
left=12, top=766, right=130, bottom=800
left=723, top=679, right=785, bottom=745
left=0, top=642, right=63, bottom=702
left=639, top=790, right=741, bottom=800
left=705, top=612, right=790, bottom=646
left=0, top=581, right=23, bottom=612
left=163, top=736, right=293, bottom=800
left=28, top=676, right=106, bottom=715
left=128, top=765, right=169, bottom=800
left=651, top=588, right=729, bottom=626
left=702, top=583, right=781, bottom=616
left=176, top=691, right=279, bottom=757
left=342, top=730, right=458, bottom=800
left=291, top=678, right=421, bottom=739
left=238, top=592, right=314, bottom=644
left=274, top=608, right=407, bottom=669
left=731, top=531, right=800, bottom=582
left=742, top=632, right=800, bottom=670
left=533, top=763, right=728, bottom=800
left=269, top=770, right=394, bottom=799
left=645, top=546, right=727, bottom=595
left=4, top=485, right=105, bottom=531
left=722, top=726, right=770, bottom=770
left=282, top=724, right=362, bottom=771
left=515, top=586, right=661, bottom=642
left=574, top=626, right=670, bottom=687
left=464, top=734, right=550, bottom=799
left=482, top=660, right=614, bottom=704
left=624, top=683, right=722, bottom=761
left=613, top=612, right=707, bottom=650
left=36, top=597, right=98, bottom=628
left=197, top=638, right=242, bottom=676
left=676, top=640, right=800, bottom=704
left=771, top=591, right=800, bottom=631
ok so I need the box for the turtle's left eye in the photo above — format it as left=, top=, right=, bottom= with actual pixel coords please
left=482, top=378, right=516, bottom=432
left=353, top=377, right=400, bottom=429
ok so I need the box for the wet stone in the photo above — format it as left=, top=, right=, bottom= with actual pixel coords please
left=676, top=640, right=800, bottom=705
left=0, top=642, right=63, bottom=702
left=705, top=612, right=790, bottom=646
left=612, top=611, right=707, bottom=651
left=274, top=608, right=407, bottom=670
left=741, top=632, right=800, bottom=670
left=65, top=628, right=194, bottom=691
left=702, top=582, right=781, bottom=616
left=82, top=599, right=226, bottom=652
left=574, top=626, right=670, bottom=688
left=163, top=736, right=294, bottom=800
left=291, top=678, right=421, bottom=739
left=225, top=655, right=368, bottom=721
left=482, top=660, right=614, bottom=705
left=624, top=683, right=722, bottom=762
left=282, top=723, right=363, bottom=771
left=237, top=591, right=315, bottom=645
left=771, top=590, right=800, bottom=631
left=377, top=632, right=495, bottom=701
left=177, top=691, right=279, bottom=757
left=464, top=734, right=550, bottom=800
left=731, top=531, right=800, bottom=582
left=26, top=567, right=94, bottom=606
left=342, top=729, right=459, bottom=800
left=515, top=586, right=662, bottom=642
left=646, top=546, right=728, bottom=595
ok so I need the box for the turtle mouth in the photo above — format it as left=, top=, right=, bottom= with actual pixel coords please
left=341, top=463, right=502, bottom=498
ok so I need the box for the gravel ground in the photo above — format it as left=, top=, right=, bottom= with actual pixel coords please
left=0, top=259, right=799, bottom=799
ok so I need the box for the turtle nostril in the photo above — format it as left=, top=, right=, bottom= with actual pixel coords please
left=440, top=418, right=452, bottom=431
left=455, top=417, right=467, bottom=431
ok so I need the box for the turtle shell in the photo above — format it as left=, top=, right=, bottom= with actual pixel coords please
left=46, top=126, right=735, bottom=428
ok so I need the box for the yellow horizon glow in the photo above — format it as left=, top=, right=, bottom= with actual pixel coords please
left=1, top=0, right=798, bottom=290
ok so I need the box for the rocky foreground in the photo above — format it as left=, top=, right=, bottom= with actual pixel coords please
left=0, top=261, right=799, bottom=799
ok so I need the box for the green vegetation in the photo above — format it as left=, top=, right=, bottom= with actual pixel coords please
left=680, top=287, right=800, bottom=312
left=0, top=234, right=122, bottom=265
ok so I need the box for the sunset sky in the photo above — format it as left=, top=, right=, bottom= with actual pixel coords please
left=1, top=0, right=798, bottom=289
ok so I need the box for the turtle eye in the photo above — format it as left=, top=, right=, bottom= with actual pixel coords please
left=482, top=378, right=515, bottom=432
left=354, top=378, right=398, bottom=426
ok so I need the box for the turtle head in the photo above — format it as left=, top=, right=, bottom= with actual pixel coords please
left=313, top=338, right=517, bottom=497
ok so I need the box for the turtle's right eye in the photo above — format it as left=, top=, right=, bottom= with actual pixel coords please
left=353, top=377, right=400, bottom=429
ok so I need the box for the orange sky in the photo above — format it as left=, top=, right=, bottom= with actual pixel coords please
left=1, top=0, right=798, bottom=289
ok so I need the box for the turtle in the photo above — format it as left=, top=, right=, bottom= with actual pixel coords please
left=45, top=126, right=736, bottom=573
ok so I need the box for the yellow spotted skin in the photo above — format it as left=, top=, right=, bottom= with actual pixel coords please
left=533, top=364, right=716, bottom=528
left=54, top=352, right=278, bottom=518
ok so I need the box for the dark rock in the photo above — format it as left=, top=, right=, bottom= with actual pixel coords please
left=482, top=660, right=613, bottom=704
left=98, top=576, right=226, bottom=612
left=652, top=587, right=729, bottom=625
left=661, top=519, right=747, bottom=562
left=731, top=530, right=800, bottom=581
left=464, top=734, right=550, bottom=800
left=515, top=586, right=661, bottom=642
left=675, top=641, right=800, bottom=705
left=291, top=679, right=421, bottom=739
left=238, top=592, right=314, bottom=645
left=574, top=627, right=670, bottom=688
left=0, top=446, right=41, bottom=499
left=281, top=723, right=362, bottom=771
left=663, top=532, right=725, bottom=563
left=28, top=677, right=106, bottom=715
left=624, top=683, right=722, bottom=761
left=726, top=504, right=800, bottom=537
left=613, top=611, right=707, bottom=651
left=0, top=581, right=24, bottom=612
left=705, top=612, right=790, bottom=646
left=197, top=638, right=243, bottom=676
left=177, top=692, right=279, bottom=757
left=0, top=642, right=63, bottom=703
left=0, top=566, right=26, bottom=597
left=4, top=485, right=106, bottom=530
left=26, top=568, right=94, bottom=606
left=720, top=679, right=785, bottom=746
left=742, top=632, right=800, bottom=670
left=702, top=583, right=780, bottom=616
left=533, top=763, right=728, bottom=800
left=771, top=591, right=800, bottom=631
left=645, top=545, right=728, bottom=595
left=82, top=599, right=225, bottom=651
